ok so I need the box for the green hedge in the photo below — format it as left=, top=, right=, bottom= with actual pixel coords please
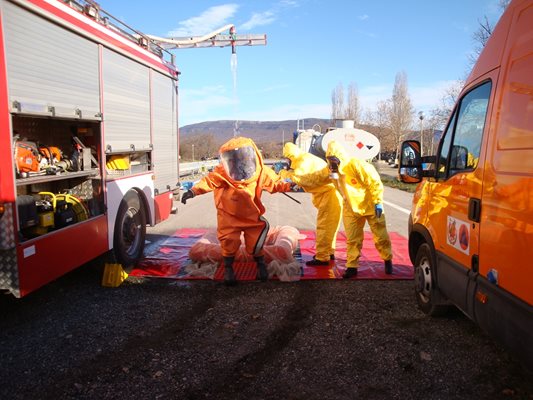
left=379, top=174, right=418, bottom=193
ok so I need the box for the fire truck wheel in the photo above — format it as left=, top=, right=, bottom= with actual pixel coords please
left=113, top=190, right=146, bottom=271
left=414, top=243, right=451, bottom=317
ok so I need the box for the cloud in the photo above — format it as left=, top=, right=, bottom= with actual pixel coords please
left=358, top=14, right=369, bottom=20
left=453, top=22, right=469, bottom=33
left=358, top=80, right=463, bottom=113
left=179, top=85, right=238, bottom=125
left=231, top=103, right=330, bottom=122
left=256, top=83, right=292, bottom=93
left=279, top=0, right=299, bottom=6
left=240, top=0, right=299, bottom=31
left=359, top=85, right=392, bottom=109
left=410, top=80, right=463, bottom=109
left=240, top=11, right=276, bottom=30
left=356, top=30, right=378, bottom=38
left=182, top=99, right=330, bottom=126
left=167, top=4, right=238, bottom=37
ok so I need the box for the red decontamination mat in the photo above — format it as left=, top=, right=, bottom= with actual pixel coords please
left=130, top=229, right=413, bottom=281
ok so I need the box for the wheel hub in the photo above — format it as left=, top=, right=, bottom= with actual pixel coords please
left=415, top=258, right=432, bottom=300
left=123, top=208, right=139, bottom=246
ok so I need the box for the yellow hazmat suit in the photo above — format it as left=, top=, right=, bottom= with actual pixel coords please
left=279, top=142, right=342, bottom=263
left=325, top=140, right=392, bottom=272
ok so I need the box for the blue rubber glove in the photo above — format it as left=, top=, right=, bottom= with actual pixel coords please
left=274, top=161, right=290, bottom=173
left=181, top=181, right=194, bottom=190
left=375, top=203, right=383, bottom=218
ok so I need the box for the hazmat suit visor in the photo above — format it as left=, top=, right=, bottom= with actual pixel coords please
left=327, top=156, right=341, bottom=173
left=220, top=145, right=257, bottom=181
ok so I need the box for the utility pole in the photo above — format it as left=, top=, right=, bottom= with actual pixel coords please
left=418, top=111, right=425, bottom=155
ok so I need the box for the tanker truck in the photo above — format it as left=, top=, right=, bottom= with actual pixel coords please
left=293, top=120, right=381, bottom=161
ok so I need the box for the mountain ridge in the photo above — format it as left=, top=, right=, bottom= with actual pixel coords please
left=179, top=118, right=332, bottom=143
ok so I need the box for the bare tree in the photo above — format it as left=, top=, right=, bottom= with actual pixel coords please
left=364, top=101, right=394, bottom=158
left=180, top=133, right=219, bottom=161
left=424, top=111, right=444, bottom=155
left=469, top=0, right=510, bottom=66
left=388, top=71, right=414, bottom=158
left=431, top=80, right=464, bottom=129
left=376, top=100, right=395, bottom=153
left=345, top=82, right=361, bottom=125
left=330, top=82, right=344, bottom=123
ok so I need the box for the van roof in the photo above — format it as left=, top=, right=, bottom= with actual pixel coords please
left=465, top=0, right=520, bottom=85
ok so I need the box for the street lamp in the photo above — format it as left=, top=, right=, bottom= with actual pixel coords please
left=192, top=144, right=195, bottom=161
left=418, top=111, right=425, bottom=155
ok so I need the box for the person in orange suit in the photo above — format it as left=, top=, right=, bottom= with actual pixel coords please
left=181, top=137, right=292, bottom=285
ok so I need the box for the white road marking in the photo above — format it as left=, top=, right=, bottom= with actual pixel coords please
left=383, top=200, right=411, bottom=215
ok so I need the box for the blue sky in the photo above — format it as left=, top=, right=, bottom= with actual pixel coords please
left=103, top=1, right=505, bottom=127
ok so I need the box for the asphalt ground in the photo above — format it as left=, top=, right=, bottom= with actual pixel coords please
left=1, top=163, right=532, bottom=399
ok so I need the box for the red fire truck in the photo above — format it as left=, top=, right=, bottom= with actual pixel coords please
left=0, top=0, right=266, bottom=298
left=0, top=0, right=181, bottom=297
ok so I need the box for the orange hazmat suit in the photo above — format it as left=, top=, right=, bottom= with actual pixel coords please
left=188, top=137, right=291, bottom=258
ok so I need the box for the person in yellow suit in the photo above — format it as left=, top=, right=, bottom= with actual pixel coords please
left=278, top=142, right=343, bottom=266
left=299, top=140, right=393, bottom=278
left=181, top=137, right=292, bottom=286
left=327, top=140, right=393, bottom=277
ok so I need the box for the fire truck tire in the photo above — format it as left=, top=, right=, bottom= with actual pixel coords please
left=414, top=243, right=451, bottom=317
left=113, top=190, right=146, bottom=270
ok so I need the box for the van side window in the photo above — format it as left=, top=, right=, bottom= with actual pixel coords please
left=437, top=114, right=455, bottom=178
left=437, top=81, right=492, bottom=179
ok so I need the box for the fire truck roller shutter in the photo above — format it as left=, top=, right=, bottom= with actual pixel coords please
left=113, top=190, right=146, bottom=270
left=3, top=2, right=100, bottom=119
left=102, top=48, right=151, bottom=152
left=151, top=71, right=178, bottom=194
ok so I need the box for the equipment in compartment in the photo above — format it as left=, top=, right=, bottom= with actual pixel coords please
left=106, top=154, right=130, bottom=170
left=18, top=192, right=91, bottom=238
left=38, top=145, right=62, bottom=165
left=38, top=192, right=89, bottom=229
left=54, top=199, right=76, bottom=228
left=13, top=119, right=101, bottom=178
left=14, top=138, right=40, bottom=175
left=16, top=195, right=38, bottom=228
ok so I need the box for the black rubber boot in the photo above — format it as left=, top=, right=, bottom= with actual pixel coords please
left=223, top=256, right=237, bottom=286
left=305, top=256, right=330, bottom=266
left=254, top=256, right=268, bottom=282
left=384, top=259, right=393, bottom=275
left=343, top=267, right=358, bottom=279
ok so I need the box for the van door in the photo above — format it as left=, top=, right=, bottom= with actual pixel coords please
left=427, top=78, right=494, bottom=313
left=478, top=3, right=533, bottom=308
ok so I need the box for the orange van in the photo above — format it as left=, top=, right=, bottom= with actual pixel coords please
left=399, top=0, right=533, bottom=369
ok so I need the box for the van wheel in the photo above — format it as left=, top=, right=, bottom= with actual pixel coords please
left=414, top=243, right=450, bottom=316
left=113, top=190, right=146, bottom=271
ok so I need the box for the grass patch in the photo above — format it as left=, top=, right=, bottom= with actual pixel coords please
left=380, top=174, right=418, bottom=193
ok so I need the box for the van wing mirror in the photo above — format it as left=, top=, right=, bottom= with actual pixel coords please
left=399, top=140, right=422, bottom=183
